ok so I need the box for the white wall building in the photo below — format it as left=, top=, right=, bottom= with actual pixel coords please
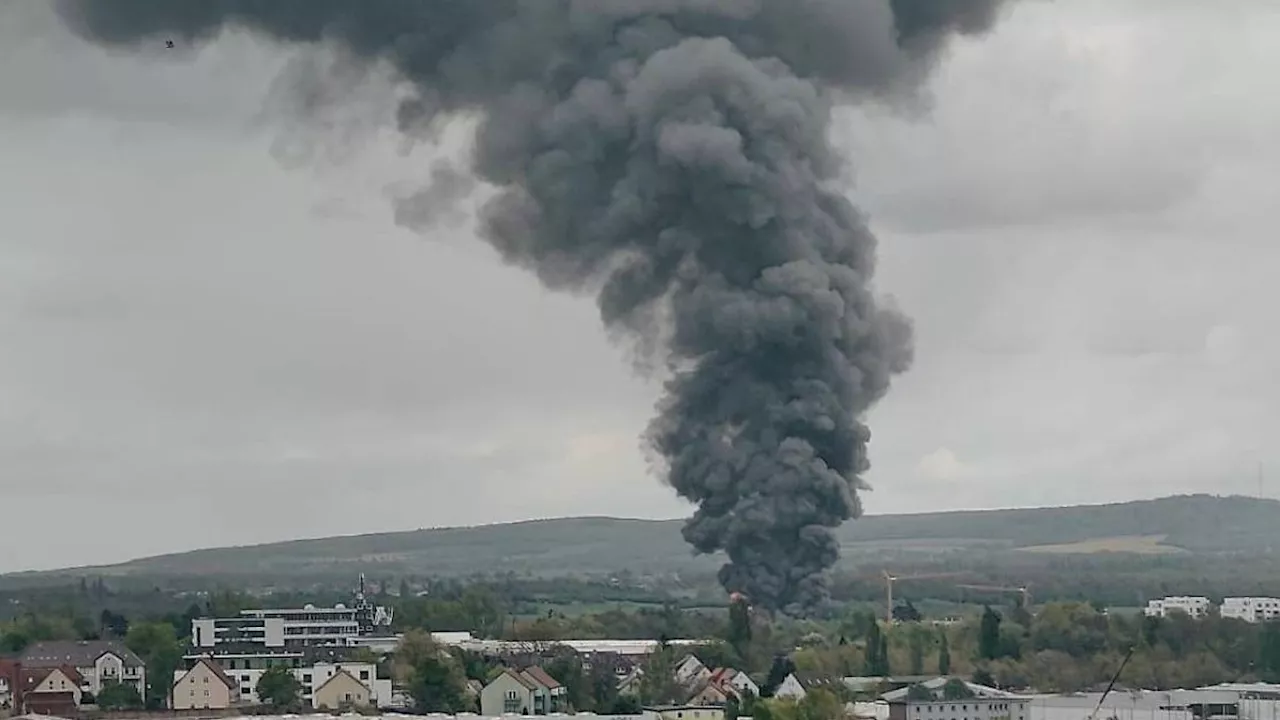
left=773, top=674, right=807, bottom=701
left=883, top=678, right=1028, bottom=720
left=1144, top=596, right=1212, bottom=618
left=177, top=656, right=390, bottom=709
left=1221, top=598, right=1280, bottom=623
left=192, top=576, right=394, bottom=650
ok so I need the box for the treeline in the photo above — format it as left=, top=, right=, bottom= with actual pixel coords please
left=797, top=602, right=1280, bottom=691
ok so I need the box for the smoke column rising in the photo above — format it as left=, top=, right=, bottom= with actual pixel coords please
left=56, top=0, right=1009, bottom=614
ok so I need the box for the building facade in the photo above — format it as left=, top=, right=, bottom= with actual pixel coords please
left=20, top=640, right=146, bottom=699
left=648, top=705, right=727, bottom=720
left=479, top=666, right=566, bottom=716
left=1221, top=597, right=1280, bottom=623
left=179, top=648, right=389, bottom=709
left=172, top=659, right=239, bottom=711
left=192, top=575, right=393, bottom=650
left=0, top=659, right=15, bottom=710
left=1144, top=596, right=1212, bottom=619
left=883, top=677, right=1029, bottom=720
left=20, top=666, right=84, bottom=713
left=314, top=669, right=374, bottom=710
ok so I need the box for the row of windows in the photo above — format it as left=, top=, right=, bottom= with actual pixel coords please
left=915, top=703, right=1024, bottom=712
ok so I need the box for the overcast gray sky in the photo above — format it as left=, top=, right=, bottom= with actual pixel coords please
left=2, top=1, right=1277, bottom=573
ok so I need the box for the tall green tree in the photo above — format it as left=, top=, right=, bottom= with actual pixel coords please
left=546, top=653, right=589, bottom=712
left=256, top=667, right=303, bottom=711
left=126, top=621, right=182, bottom=709
left=864, top=622, right=890, bottom=676
left=979, top=606, right=1003, bottom=661
left=639, top=644, right=684, bottom=705
left=1260, top=621, right=1280, bottom=679
left=938, top=633, right=952, bottom=675
left=395, top=630, right=469, bottom=713
left=908, top=628, right=927, bottom=675
left=97, top=681, right=144, bottom=711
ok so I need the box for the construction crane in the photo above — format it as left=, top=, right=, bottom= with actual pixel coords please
left=1086, top=645, right=1136, bottom=720
left=956, top=583, right=1033, bottom=609
left=883, top=570, right=967, bottom=623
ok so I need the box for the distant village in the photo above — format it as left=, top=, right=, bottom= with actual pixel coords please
left=3, top=578, right=1280, bottom=720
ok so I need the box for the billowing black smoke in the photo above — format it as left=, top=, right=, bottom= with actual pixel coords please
left=56, top=0, right=1008, bottom=614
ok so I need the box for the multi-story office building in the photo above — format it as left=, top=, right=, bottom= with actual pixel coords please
left=191, top=575, right=393, bottom=650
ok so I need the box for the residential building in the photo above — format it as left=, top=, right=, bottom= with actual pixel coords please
left=687, top=679, right=729, bottom=706
left=1221, top=597, right=1280, bottom=623
left=180, top=647, right=389, bottom=708
left=675, top=655, right=711, bottom=686
left=19, top=666, right=84, bottom=714
left=482, top=667, right=536, bottom=715
left=21, top=640, right=146, bottom=698
left=522, top=665, right=568, bottom=713
left=647, top=704, right=727, bottom=720
left=882, top=677, right=1028, bottom=720
left=773, top=673, right=807, bottom=701
left=313, top=669, right=373, bottom=710
left=464, top=678, right=485, bottom=702
left=479, top=666, right=566, bottom=716
left=172, top=658, right=239, bottom=711
left=692, top=667, right=758, bottom=705
left=618, top=667, right=645, bottom=697
left=0, top=659, right=16, bottom=710
left=720, top=668, right=759, bottom=698
left=192, top=574, right=394, bottom=650
left=1144, top=596, right=1211, bottom=619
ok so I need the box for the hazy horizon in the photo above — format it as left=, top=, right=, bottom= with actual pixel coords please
left=6, top=490, right=1269, bottom=575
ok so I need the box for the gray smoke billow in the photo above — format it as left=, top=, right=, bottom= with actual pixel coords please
left=57, top=0, right=1009, bottom=614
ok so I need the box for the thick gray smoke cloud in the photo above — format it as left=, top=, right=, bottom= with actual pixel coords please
left=56, top=0, right=1008, bottom=614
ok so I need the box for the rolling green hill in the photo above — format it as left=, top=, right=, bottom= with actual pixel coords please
left=7, top=494, right=1277, bottom=583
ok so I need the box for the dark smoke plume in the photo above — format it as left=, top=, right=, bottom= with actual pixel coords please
left=56, top=0, right=1009, bottom=614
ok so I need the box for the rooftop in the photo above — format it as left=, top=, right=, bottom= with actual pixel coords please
left=21, top=640, right=144, bottom=669
left=882, top=677, right=1027, bottom=703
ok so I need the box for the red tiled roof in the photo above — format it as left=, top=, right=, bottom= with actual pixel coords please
left=521, top=665, right=562, bottom=690
left=499, top=667, right=535, bottom=690
left=21, top=664, right=83, bottom=689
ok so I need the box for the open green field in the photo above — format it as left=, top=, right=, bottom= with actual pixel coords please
left=1017, top=534, right=1188, bottom=555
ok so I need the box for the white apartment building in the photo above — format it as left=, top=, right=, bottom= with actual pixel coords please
left=1144, top=596, right=1212, bottom=619
left=178, top=651, right=391, bottom=709
left=1221, top=597, right=1280, bottom=623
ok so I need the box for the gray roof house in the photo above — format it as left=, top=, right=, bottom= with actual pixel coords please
left=21, top=641, right=147, bottom=697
